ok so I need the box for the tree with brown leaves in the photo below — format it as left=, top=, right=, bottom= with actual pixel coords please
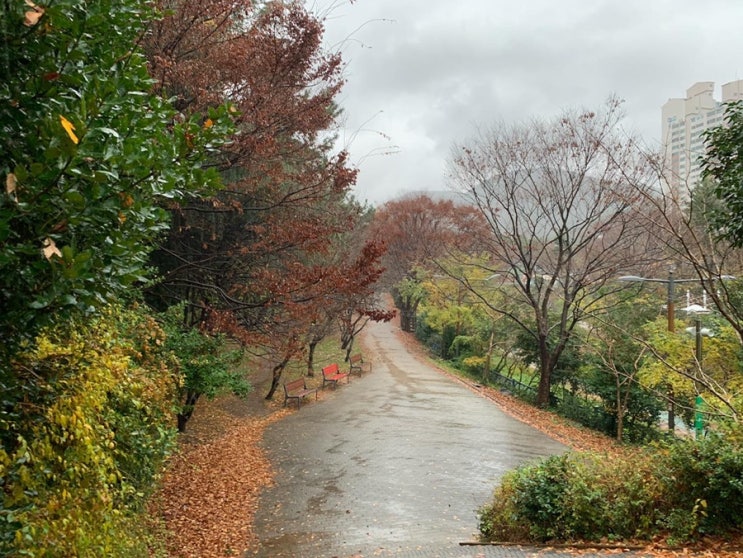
left=369, top=194, right=485, bottom=331
left=449, top=98, right=656, bottom=408
left=142, top=0, right=386, bottom=397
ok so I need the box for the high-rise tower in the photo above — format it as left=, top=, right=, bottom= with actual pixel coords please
left=661, top=80, right=743, bottom=192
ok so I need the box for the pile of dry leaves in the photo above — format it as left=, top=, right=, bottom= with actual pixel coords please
left=150, top=407, right=285, bottom=557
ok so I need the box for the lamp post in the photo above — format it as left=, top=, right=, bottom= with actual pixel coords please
left=694, top=318, right=705, bottom=439
left=686, top=315, right=713, bottom=439
left=618, top=271, right=709, bottom=433
left=621, top=271, right=733, bottom=437
left=618, top=271, right=704, bottom=331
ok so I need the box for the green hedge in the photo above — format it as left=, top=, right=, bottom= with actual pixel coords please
left=479, top=433, right=743, bottom=544
left=1, top=306, right=178, bottom=556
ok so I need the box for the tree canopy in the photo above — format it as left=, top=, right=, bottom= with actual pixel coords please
left=0, top=0, right=231, bottom=357
left=448, top=98, right=655, bottom=407
left=702, top=100, right=743, bottom=248
left=142, top=1, right=386, bottom=385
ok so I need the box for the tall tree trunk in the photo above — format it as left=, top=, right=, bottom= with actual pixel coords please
left=265, top=353, right=293, bottom=400
left=667, top=384, right=676, bottom=434
left=340, top=331, right=352, bottom=350
left=483, top=330, right=494, bottom=383
left=399, top=296, right=420, bottom=333
left=306, top=340, right=318, bottom=377
left=536, top=335, right=552, bottom=408
left=615, top=375, right=624, bottom=442
left=344, top=337, right=354, bottom=363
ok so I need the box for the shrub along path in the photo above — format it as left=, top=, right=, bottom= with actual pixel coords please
left=152, top=316, right=742, bottom=558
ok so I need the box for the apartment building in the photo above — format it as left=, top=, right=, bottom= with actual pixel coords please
left=661, top=80, right=743, bottom=192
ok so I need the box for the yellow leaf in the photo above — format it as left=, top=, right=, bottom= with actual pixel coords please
left=5, top=173, right=18, bottom=202
left=59, top=115, right=79, bottom=144
left=23, top=0, right=45, bottom=27
left=42, top=237, right=62, bottom=260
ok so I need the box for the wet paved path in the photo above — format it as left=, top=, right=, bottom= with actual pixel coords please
left=250, top=319, right=652, bottom=557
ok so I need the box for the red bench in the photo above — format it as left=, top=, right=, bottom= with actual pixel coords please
left=349, top=353, right=371, bottom=375
left=283, top=377, right=317, bottom=408
left=322, top=363, right=349, bottom=389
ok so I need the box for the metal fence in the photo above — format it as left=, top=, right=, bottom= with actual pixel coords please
left=489, top=371, right=538, bottom=404
left=490, top=372, right=616, bottom=435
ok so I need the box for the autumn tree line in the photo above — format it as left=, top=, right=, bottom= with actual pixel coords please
left=3, top=0, right=743, bottom=553
left=1, top=0, right=394, bottom=554
left=372, top=100, right=743, bottom=543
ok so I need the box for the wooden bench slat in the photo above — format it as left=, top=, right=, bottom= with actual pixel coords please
left=322, top=363, right=349, bottom=389
left=349, top=353, right=371, bottom=375
left=283, top=377, right=317, bottom=408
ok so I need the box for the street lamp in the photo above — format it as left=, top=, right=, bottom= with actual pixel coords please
left=618, top=271, right=713, bottom=433
left=618, top=271, right=704, bottom=332
left=686, top=315, right=713, bottom=439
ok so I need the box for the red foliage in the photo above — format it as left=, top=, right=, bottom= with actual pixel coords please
left=143, top=0, right=383, bottom=379
left=369, top=194, right=487, bottom=286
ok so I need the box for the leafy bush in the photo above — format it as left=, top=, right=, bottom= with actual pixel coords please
left=552, top=393, right=617, bottom=437
left=415, top=315, right=444, bottom=356
left=108, top=305, right=180, bottom=504
left=0, top=0, right=231, bottom=357
left=657, top=435, right=743, bottom=537
left=159, top=305, right=250, bottom=432
left=578, top=365, right=664, bottom=443
left=1, top=306, right=177, bottom=556
left=479, top=436, right=743, bottom=544
left=509, top=455, right=571, bottom=540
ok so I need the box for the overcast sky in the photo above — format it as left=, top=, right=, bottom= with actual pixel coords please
left=314, top=0, right=743, bottom=206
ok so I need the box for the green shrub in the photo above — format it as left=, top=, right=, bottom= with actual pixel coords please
left=1, top=306, right=177, bottom=556
left=657, top=435, right=743, bottom=537
left=478, top=473, right=532, bottom=542
left=480, top=455, right=572, bottom=542
left=479, top=438, right=743, bottom=545
left=511, top=455, right=571, bottom=540
left=159, top=305, right=250, bottom=432
left=107, top=305, right=179, bottom=505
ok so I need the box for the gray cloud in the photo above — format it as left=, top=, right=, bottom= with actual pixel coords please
left=319, top=0, right=743, bottom=205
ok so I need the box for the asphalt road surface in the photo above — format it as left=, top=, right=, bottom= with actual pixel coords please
left=250, top=319, right=652, bottom=558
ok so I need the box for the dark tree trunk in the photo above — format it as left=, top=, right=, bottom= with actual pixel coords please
left=536, top=335, right=552, bottom=408
left=177, top=391, right=200, bottom=432
left=344, top=337, right=354, bottom=363
left=340, top=332, right=352, bottom=350
left=616, top=375, right=625, bottom=442
left=307, top=341, right=318, bottom=377
left=483, top=331, right=494, bottom=383
left=265, top=366, right=282, bottom=400
left=265, top=354, right=292, bottom=400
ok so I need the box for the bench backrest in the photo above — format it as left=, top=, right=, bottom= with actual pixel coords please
left=322, top=363, right=340, bottom=376
left=285, top=378, right=306, bottom=392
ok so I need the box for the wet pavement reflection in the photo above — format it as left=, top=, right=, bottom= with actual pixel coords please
left=250, top=320, right=645, bottom=558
